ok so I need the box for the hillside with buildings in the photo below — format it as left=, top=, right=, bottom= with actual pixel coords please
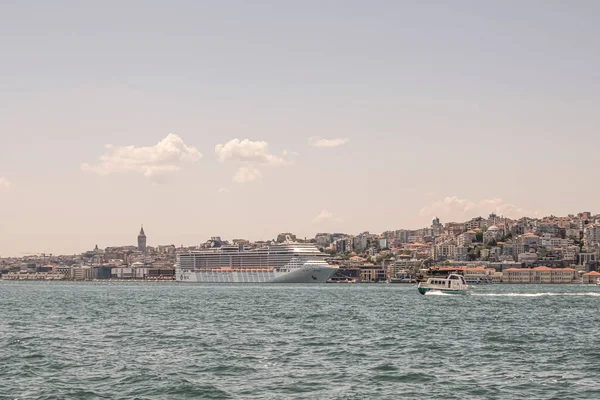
left=2, top=212, right=600, bottom=284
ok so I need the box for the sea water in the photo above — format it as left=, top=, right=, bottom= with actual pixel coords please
left=1, top=281, right=600, bottom=399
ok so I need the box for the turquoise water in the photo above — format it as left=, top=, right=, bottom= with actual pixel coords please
left=2, top=281, right=600, bottom=399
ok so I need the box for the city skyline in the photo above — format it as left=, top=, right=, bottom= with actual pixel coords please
left=4, top=208, right=600, bottom=283
left=1, top=208, right=596, bottom=258
left=2, top=1, right=600, bottom=255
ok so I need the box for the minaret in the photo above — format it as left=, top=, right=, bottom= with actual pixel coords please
left=138, top=225, right=147, bottom=254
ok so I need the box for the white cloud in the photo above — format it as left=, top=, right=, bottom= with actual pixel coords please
left=217, top=187, right=228, bottom=193
left=233, top=167, right=262, bottom=183
left=215, top=138, right=291, bottom=183
left=81, top=134, right=202, bottom=180
left=308, top=137, right=349, bottom=148
left=0, top=177, right=10, bottom=191
left=313, top=210, right=344, bottom=223
left=419, top=196, right=541, bottom=222
left=215, top=138, right=286, bottom=166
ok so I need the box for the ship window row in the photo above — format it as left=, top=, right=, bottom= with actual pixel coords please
left=178, top=254, right=308, bottom=268
left=183, top=248, right=321, bottom=255
left=178, top=255, right=308, bottom=260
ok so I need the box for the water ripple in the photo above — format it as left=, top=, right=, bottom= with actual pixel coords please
left=2, top=281, right=600, bottom=398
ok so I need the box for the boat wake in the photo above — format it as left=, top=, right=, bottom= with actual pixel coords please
left=472, top=292, right=600, bottom=297
left=424, top=290, right=453, bottom=296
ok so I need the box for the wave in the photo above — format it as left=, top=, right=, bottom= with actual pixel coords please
left=472, top=292, right=600, bottom=297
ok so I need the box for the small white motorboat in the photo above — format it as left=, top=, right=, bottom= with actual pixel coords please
left=417, top=273, right=470, bottom=295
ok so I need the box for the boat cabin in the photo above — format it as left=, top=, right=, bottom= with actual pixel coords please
left=426, top=274, right=467, bottom=288
left=418, top=273, right=469, bottom=294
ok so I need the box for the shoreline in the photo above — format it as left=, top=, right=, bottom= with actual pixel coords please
left=1, top=278, right=598, bottom=285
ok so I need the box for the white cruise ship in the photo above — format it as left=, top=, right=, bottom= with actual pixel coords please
left=175, top=240, right=337, bottom=283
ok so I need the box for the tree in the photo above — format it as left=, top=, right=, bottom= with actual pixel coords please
left=499, top=232, right=514, bottom=242
left=375, top=253, right=394, bottom=264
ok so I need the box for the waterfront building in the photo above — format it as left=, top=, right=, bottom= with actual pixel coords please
left=146, top=267, right=176, bottom=280
left=56, top=266, right=72, bottom=276
left=503, top=266, right=577, bottom=284
left=503, top=267, right=531, bottom=283
left=111, top=267, right=134, bottom=279
left=71, top=266, right=94, bottom=281
left=359, top=267, right=386, bottom=282
left=2, top=271, right=66, bottom=280
left=582, top=271, right=600, bottom=284
left=491, top=272, right=503, bottom=283
left=460, top=266, right=495, bottom=282
left=111, top=265, right=151, bottom=279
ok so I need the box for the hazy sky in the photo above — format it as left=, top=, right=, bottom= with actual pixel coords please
left=1, top=1, right=599, bottom=256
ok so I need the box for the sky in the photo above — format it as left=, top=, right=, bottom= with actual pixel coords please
left=1, top=1, right=599, bottom=256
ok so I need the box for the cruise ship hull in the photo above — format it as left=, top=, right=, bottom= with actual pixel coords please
left=176, top=264, right=336, bottom=283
